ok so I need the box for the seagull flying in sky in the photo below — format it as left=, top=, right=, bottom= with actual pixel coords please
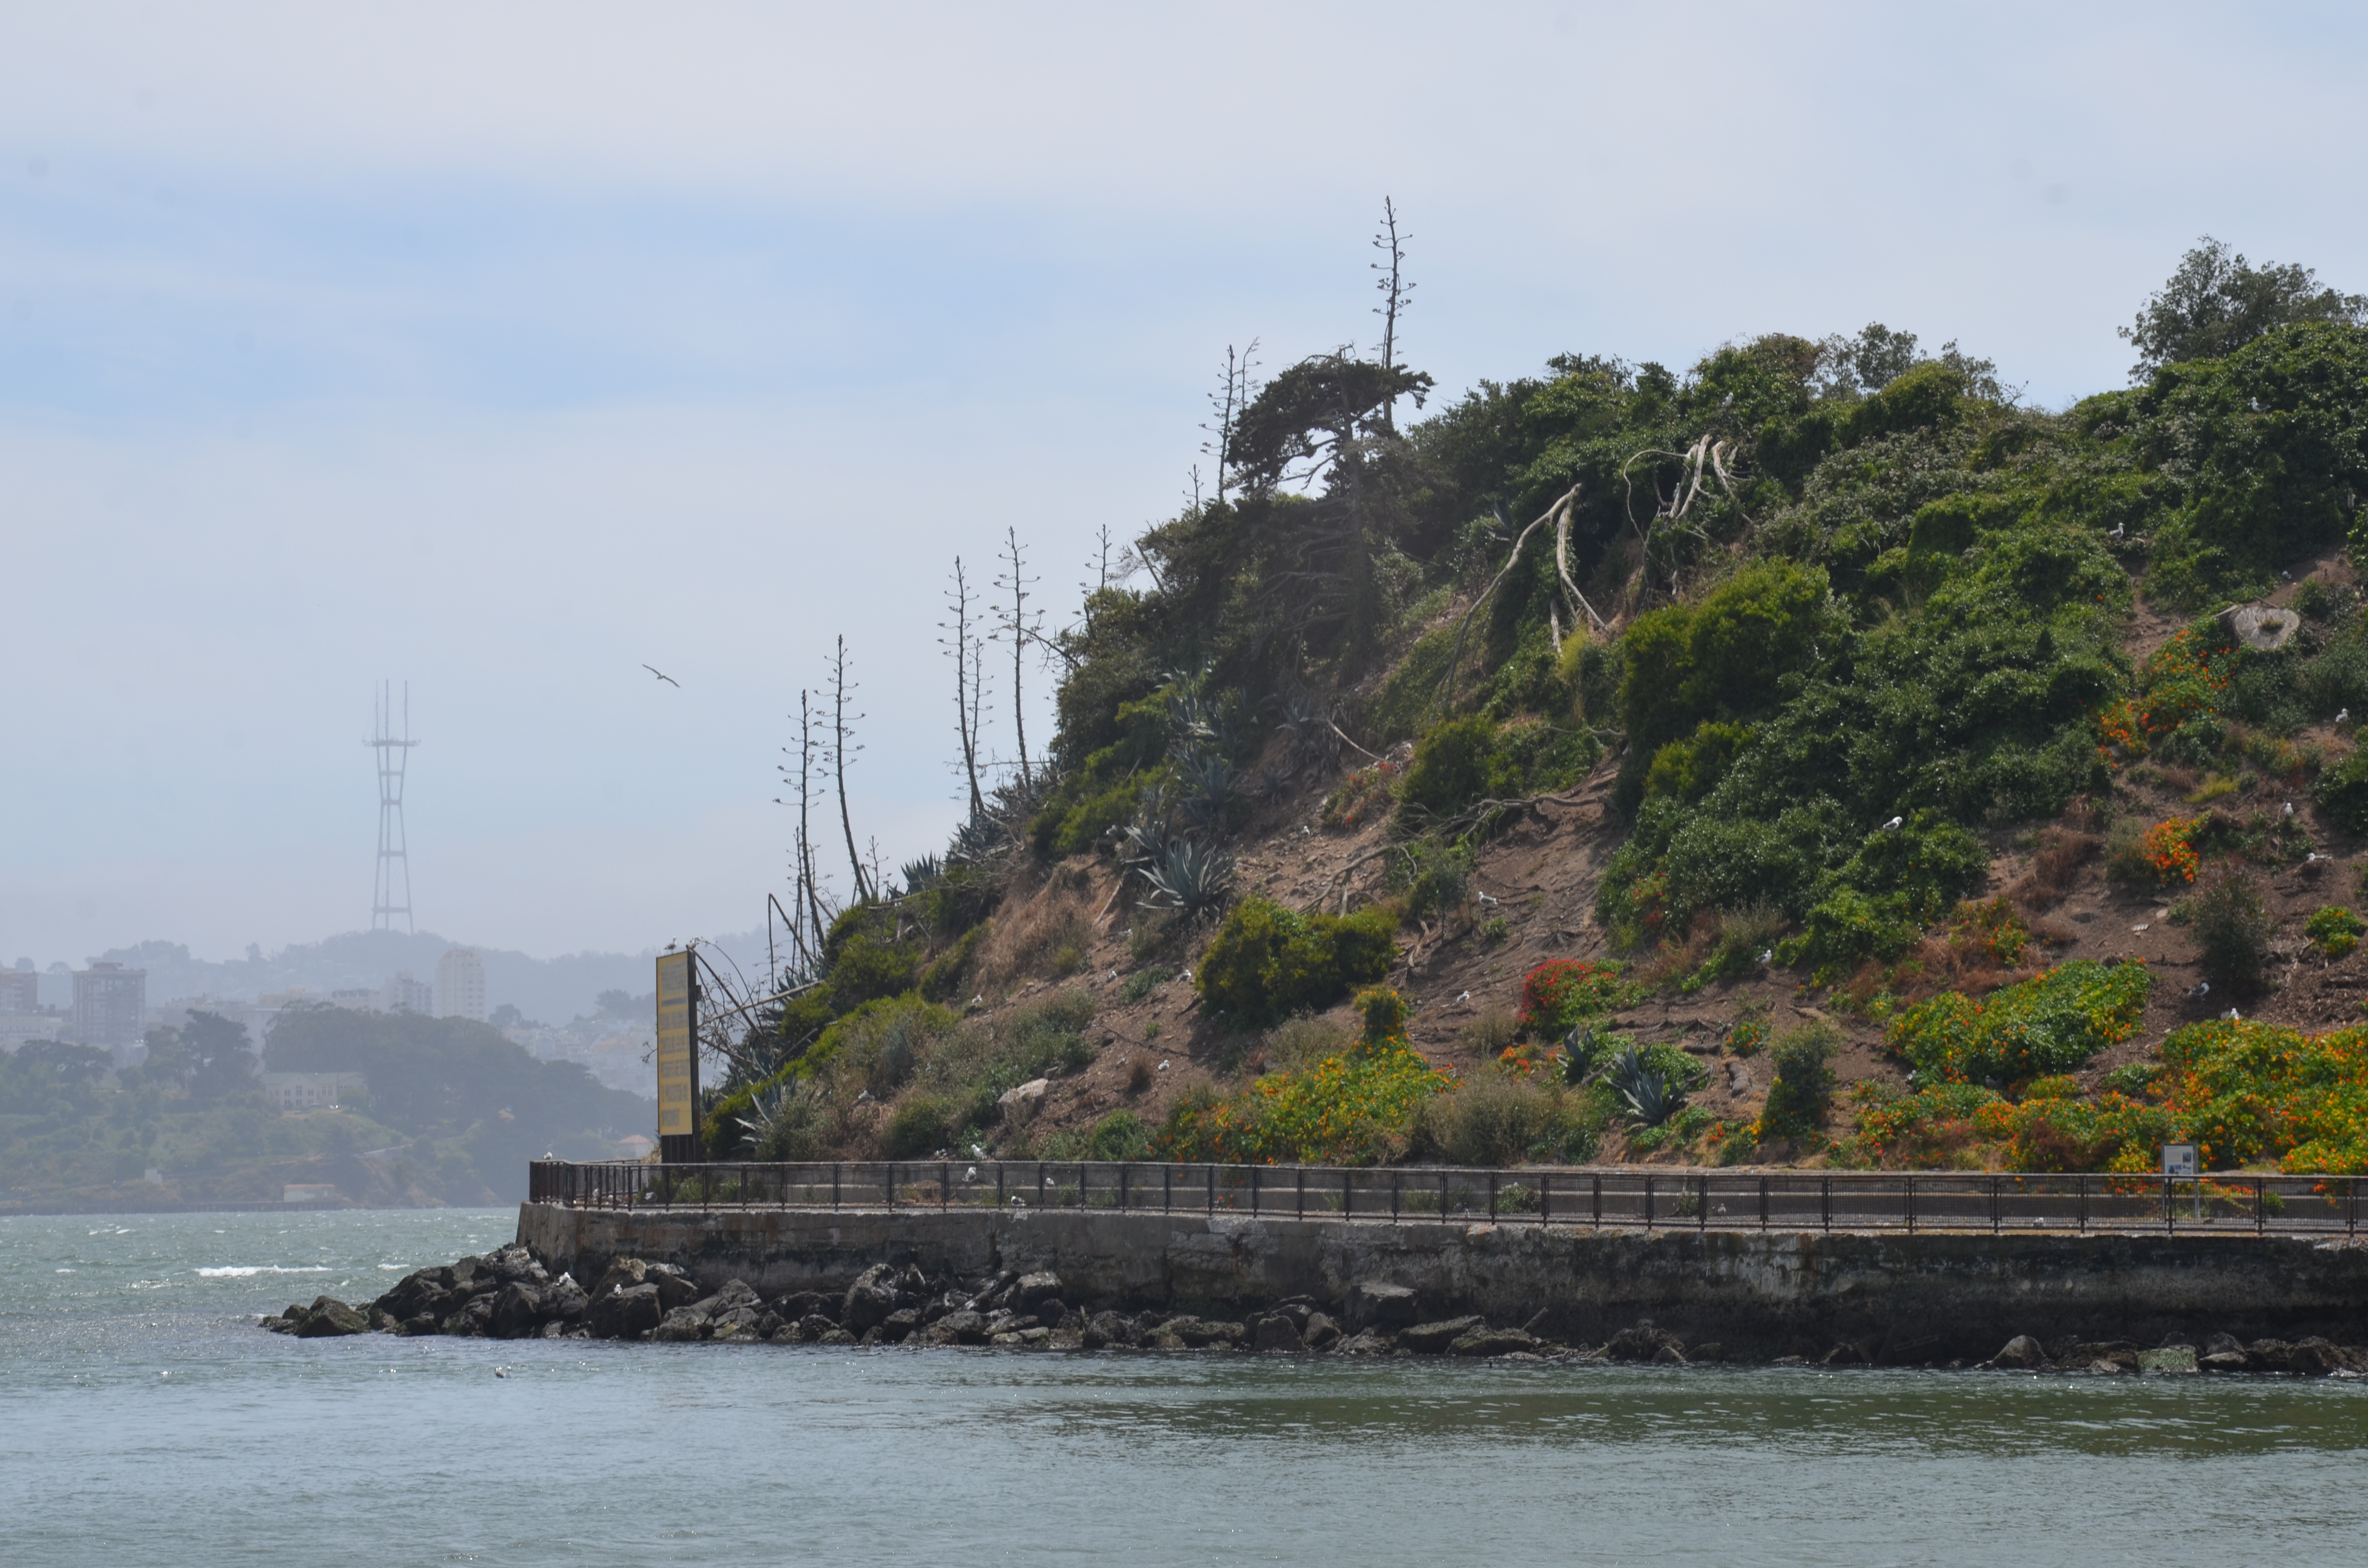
left=641, top=664, right=680, bottom=687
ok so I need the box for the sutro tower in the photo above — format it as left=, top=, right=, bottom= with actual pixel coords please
left=370, top=681, right=419, bottom=933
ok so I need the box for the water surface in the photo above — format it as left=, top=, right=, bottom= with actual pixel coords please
left=5, top=1209, right=2364, bottom=1565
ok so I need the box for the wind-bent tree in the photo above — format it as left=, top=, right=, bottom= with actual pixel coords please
left=2122, top=236, right=2368, bottom=376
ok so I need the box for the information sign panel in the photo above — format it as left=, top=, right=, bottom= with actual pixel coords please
left=655, top=949, right=699, bottom=1161
left=2162, top=1142, right=2199, bottom=1178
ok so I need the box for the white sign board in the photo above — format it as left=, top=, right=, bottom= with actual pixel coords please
left=2161, top=1142, right=2199, bottom=1178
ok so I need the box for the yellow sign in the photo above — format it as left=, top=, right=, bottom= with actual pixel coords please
left=655, top=950, right=695, bottom=1138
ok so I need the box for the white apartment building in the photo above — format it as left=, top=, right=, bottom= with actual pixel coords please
left=435, top=948, right=486, bottom=1023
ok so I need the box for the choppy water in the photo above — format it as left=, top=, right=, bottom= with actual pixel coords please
left=5, top=1209, right=2367, bottom=1566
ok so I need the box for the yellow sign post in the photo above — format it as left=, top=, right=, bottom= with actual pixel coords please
left=654, top=949, right=701, bottom=1162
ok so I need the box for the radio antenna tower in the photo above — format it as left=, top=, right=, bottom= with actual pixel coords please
left=370, top=680, right=419, bottom=933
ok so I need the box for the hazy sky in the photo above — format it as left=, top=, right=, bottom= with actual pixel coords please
left=7, top=2, right=2368, bottom=966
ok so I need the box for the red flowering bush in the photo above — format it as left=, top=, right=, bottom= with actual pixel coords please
left=1517, top=958, right=1636, bottom=1038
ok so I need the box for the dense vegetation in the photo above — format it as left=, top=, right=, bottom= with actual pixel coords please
left=698, top=235, right=2368, bottom=1177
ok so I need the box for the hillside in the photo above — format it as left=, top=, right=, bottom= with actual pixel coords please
left=712, top=240, right=2368, bottom=1178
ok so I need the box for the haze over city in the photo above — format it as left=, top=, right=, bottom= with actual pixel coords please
left=8, top=2, right=2368, bottom=971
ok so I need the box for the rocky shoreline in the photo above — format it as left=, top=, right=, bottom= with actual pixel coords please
left=258, top=1241, right=2368, bottom=1376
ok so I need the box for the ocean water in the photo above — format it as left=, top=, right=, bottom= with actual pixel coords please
left=5, top=1209, right=2367, bottom=1567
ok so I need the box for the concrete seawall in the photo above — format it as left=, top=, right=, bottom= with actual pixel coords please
left=517, top=1202, right=2368, bottom=1361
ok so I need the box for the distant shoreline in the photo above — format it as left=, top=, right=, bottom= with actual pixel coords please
left=0, top=1199, right=459, bottom=1218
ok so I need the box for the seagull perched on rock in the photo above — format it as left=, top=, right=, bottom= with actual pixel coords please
left=1880, top=816, right=1905, bottom=832
left=2186, top=980, right=2211, bottom=998
left=1456, top=990, right=1471, bottom=1003
left=641, top=664, right=679, bottom=687
left=1157, top=1059, right=1169, bottom=1072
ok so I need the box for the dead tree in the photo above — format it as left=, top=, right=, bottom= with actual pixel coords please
left=995, top=527, right=1039, bottom=790
left=1199, top=340, right=1261, bottom=504
left=1370, top=198, right=1413, bottom=432
left=940, top=558, right=988, bottom=820
left=826, top=636, right=873, bottom=904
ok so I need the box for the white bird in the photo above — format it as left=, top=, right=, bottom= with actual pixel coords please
left=1010, top=1197, right=1027, bottom=1209
left=2308, top=852, right=2329, bottom=863
left=2339, top=709, right=2352, bottom=725
left=1880, top=816, right=1905, bottom=832
left=1475, top=891, right=1499, bottom=905
left=2285, top=801, right=2296, bottom=818
left=1157, top=1059, right=1169, bottom=1072
left=2222, top=1008, right=2242, bottom=1021
left=2109, top=522, right=2126, bottom=539
left=965, top=1166, right=979, bottom=1182
left=1180, top=968, right=1192, bottom=981
left=970, top=1143, right=986, bottom=1159
left=2282, top=570, right=2293, bottom=581
left=1456, top=991, right=1471, bottom=1003
left=1299, top=824, right=1313, bottom=836
left=494, top=1367, right=509, bottom=1378
left=970, top=994, right=984, bottom=1006
left=1107, top=969, right=1119, bottom=981
left=2186, top=980, right=2210, bottom=998
left=855, top=1088, right=872, bottom=1103
left=1758, top=949, right=1774, bottom=965
left=641, top=664, right=679, bottom=687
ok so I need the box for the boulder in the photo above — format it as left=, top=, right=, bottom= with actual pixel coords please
left=1014, top=1272, right=1063, bottom=1310
left=376, top=1266, right=454, bottom=1322
left=589, top=1283, right=663, bottom=1340
left=2087, top=1352, right=2140, bottom=1374
left=645, top=1264, right=699, bottom=1312
left=489, top=1283, right=546, bottom=1340
left=1347, top=1281, right=1419, bottom=1331
left=1450, top=1327, right=1539, bottom=1358
left=398, top=1312, right=440, bottom=1336
left=796, top=1312, right=840, bottom=1341
left=771, top=1290, right=828, bottom=1321
left=1168, top=1318, right=1247, bottom=1349
left=588, top=1258, right=649, bottom=1305
left=1303, top=1312, right=1341, bottom=1351
left=693, top=1279, right=760, bottom=1317
left=709, top=1306, right=767, bottom=1341
left=1651, top=1344, right=1689, bottom=1366
left=815, top=1328, right=859, bottom=1347
left=485, top=1244, right=547, bottom=1286
left=292, top=1296, right=370, bottom=1337
left=448, top=1256, right=489, bottom=1293
left=1253, top=1316, right=1307, bottom=1353
left=543, top=1274, right=588, bottom=1322
left=842, top=1264, right=903, bottom=1334
left=444, top=1294, right=497, bottom=1337
left=1082, top=1310, right=1133, bottom=1350
left=2220, top=604, right=2301, bottom=653
left=653, top=1307, right=712, bottom=1343
left=1337, top=1330, right=1397, bottom=1356
left=937, top=1310, right=990, bottom=1345
left=878, top=1308, right=924, bottom=1344
left=1987, top=1335, right=2046, bottom=1370
left=2200, top=1350, right=2251, bottom=1373
left=998, top=1078, right=1050, bottom=1114
left=2203, top=1331, right=2244, bottom=1358
left=1400, top=1317, right=1484, bottom=1354
left=1603, top=1322, right=1688, bottom=1362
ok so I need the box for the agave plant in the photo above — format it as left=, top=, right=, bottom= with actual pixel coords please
left=734, top=1083, right=793, bottom=1155
left=1138, top=837, right=1235, bottom=919
left=946, top=808, right=1006, bottom=868
left=1605, top=1046, right=1687, bottom=1127
left=1274, top=690, right=1344, bottom=776
left=1171, top=750, right=1237, bottom=833
left=900, top=855, right=942, bottom=895
left=1118, top=799, right=1174, bottom=873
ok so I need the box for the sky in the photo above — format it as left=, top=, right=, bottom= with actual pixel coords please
left=7, top=1, right=2368, bottom=968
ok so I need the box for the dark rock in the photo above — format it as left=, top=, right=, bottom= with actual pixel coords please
left=398, top=1312, right=439, bottom=1336
left=485, top=1244, right=547, bottom=1286
left=1082, top=1310, right=1132, bottom=1350
left=1652, top=1344, right=1689, bottom=1366
left=444, top=1294, right=496, bottom=1337
left=2200, top=1350, right=2251, bottom=1372
left=2088, top=1352, right=2140, bottom=1374
left=589, top=1282, right=663, bottom=1340
left=587, top=1258, right=650, bottom=1306
left=448, top=1255, right=488, bottom=1292
left=1400, top=1317, right=1484, bottom=1354
left=489, top=1283, right=546, bottom=1340
left=842, top=1264, right=903, bottom=1334
left=796, top=1312, right=839, bottom=1341
left=1603, top=1322, right=1687, bottom=1362
left=1691, top=1343, right=1724, bottom=1362
left=1303, top=1312, right=1341, bottom=1351
left=938, top=1310, right=990, bottom=1345
left=1451, top=1328, right=1539, bottom=1358
left=878, top=1308, right=923, bottom=1344
left=2203, top=1331, right=2245, bottom=1358
left=709, top=1306, right=767, bottom=1340
left=815, top=1328, right=859, bottom=1347
left=539, top=1321, right=564, bottom=1339
left=1820, top=1345, right=1860, bottom=1367
left=771, top=1290, right=827, bottom=1320
left=259, top=1312, right=295, bottom=1334
left=1337, top=1330, right=1396, bottom=1356
left=693, top=1279, right=760, bottom=1317
left=1168, top=1317, right=1247, bottom=1349
left=376, top=1266, right=455, bottom=1322
left=1253, top=1316, right=1307, bottom=1353
left=645, top=1264, right=698, bottom=1312
left=543, top=1274, right=588, bottom=1322
left=1266, top=1298, right=1316, bottom=1332
left=1986, top=1335, right=2046, bottom=1370
left=1347, top=1281, right=1419, bottom=1331
left=1037, top=1298, right=1070, bottom=1324
left=1014, top=1271, right=1063, bottom=1310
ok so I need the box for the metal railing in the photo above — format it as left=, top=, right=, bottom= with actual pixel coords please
left=528, top=1160, right=2364, bottom=1237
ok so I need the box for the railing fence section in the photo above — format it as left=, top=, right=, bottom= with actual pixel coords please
left=525, top=1160, right=2363, bottom=1238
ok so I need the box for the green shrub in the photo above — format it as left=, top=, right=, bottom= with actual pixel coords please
left=2101, top=1061, right=2164, bottom=1097
left=2187, top=869, right=2272, bottom=994
left=1390, top=838, right=1474, bottom=921
left=2306, top=905, right=2366, bottom=958
left=1396, top=715, right=1496, bottom=824
left=1407, top=1073, right=1595, bottom=1165
left=1120, top=966, right=1172, bottom=1003
left=1196, top=897, right=1397, bottom=1027
left=1885, top=961, right=2151, bottom=1085
left=2314, top=748, right=2368, bottom=835
left=1516, top=958, right=1635, bottom=1038
left=1761, top=1023, right=1838, bottom=1140
left=881, top=1092, right=954, bottom=1157
left=918, top=922, right=990, bottom=1003
left=1082, top=1109, right=1152, bottom=1161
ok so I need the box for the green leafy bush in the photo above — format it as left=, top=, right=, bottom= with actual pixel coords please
left=2313, top=747, right=2368, bottom=835
left=1885, top=961, right=2152, bottom=1086
left=1082, top=1109, right=1152, bottom=1161
left=1389, top=838, right=1474, bottom=921
left=1195, top=897, right=1396, bottom=1027
left=2306, top=905, right=2366, bottom=958
left=2185, top=869, right=2272, bottom=993
left=1396, top=715, right=1495, bottom=824
left=1759, top=1022, right=1838, bottom=1140
left=881, top=1092, right=955, bottom=1157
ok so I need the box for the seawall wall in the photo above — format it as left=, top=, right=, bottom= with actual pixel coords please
left=516, top=1202, right=2368, bottom=1361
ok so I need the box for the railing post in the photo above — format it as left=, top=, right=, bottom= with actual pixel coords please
left=1207, top=1164, right=1215, bottom=1214
left=1120, top=1163, right=1130, bottom=1213
left=1344, top=1168, right=1354, bottom=1221
left=997, top=1163, right=1005, bottom=1209
left=1038, top=1162, right=1047, bottom=1208
left=2257, top=1175, right=2267, bottom=1236
left=2164, top=1173, right=2173, bottom=1234
left=1488, top=1172, right=1498, bottom=1222
left=1078, top=1162, right=1087, bottom=1211
left=1297, top=1166, right=1306, bottom=1219
left=1644, top=1176, right=1654, bottom=1231
left=1540, top=1172, right=1551, bottom=1227
left=1905, top=1173, right=1915, bottom=1235
left=1439, top=1168, right=1448, bottom=1224
left=1820, top=1176, right=1829, bottom=1232
left=1759, top=1176, right=1768, bottom=1231
left=1391, top=1168, right=1400, bottom=1220
left=941, top=1161, right=950, bottom=1211
left=1250, top=1165, right=1259, bottom=1216
left=1990, top=1175, right=1999, bottom=1236
left=2077, top=1173, right=2088, bottom=1233
left=1163, top=1164, right=1172, bottom=1214
left=832, top=1162, right=841, bottom=1210
left=1592, top=1172, right=1602, bottom=1230
left=1698, top=1172, right=1707, bottom=1231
